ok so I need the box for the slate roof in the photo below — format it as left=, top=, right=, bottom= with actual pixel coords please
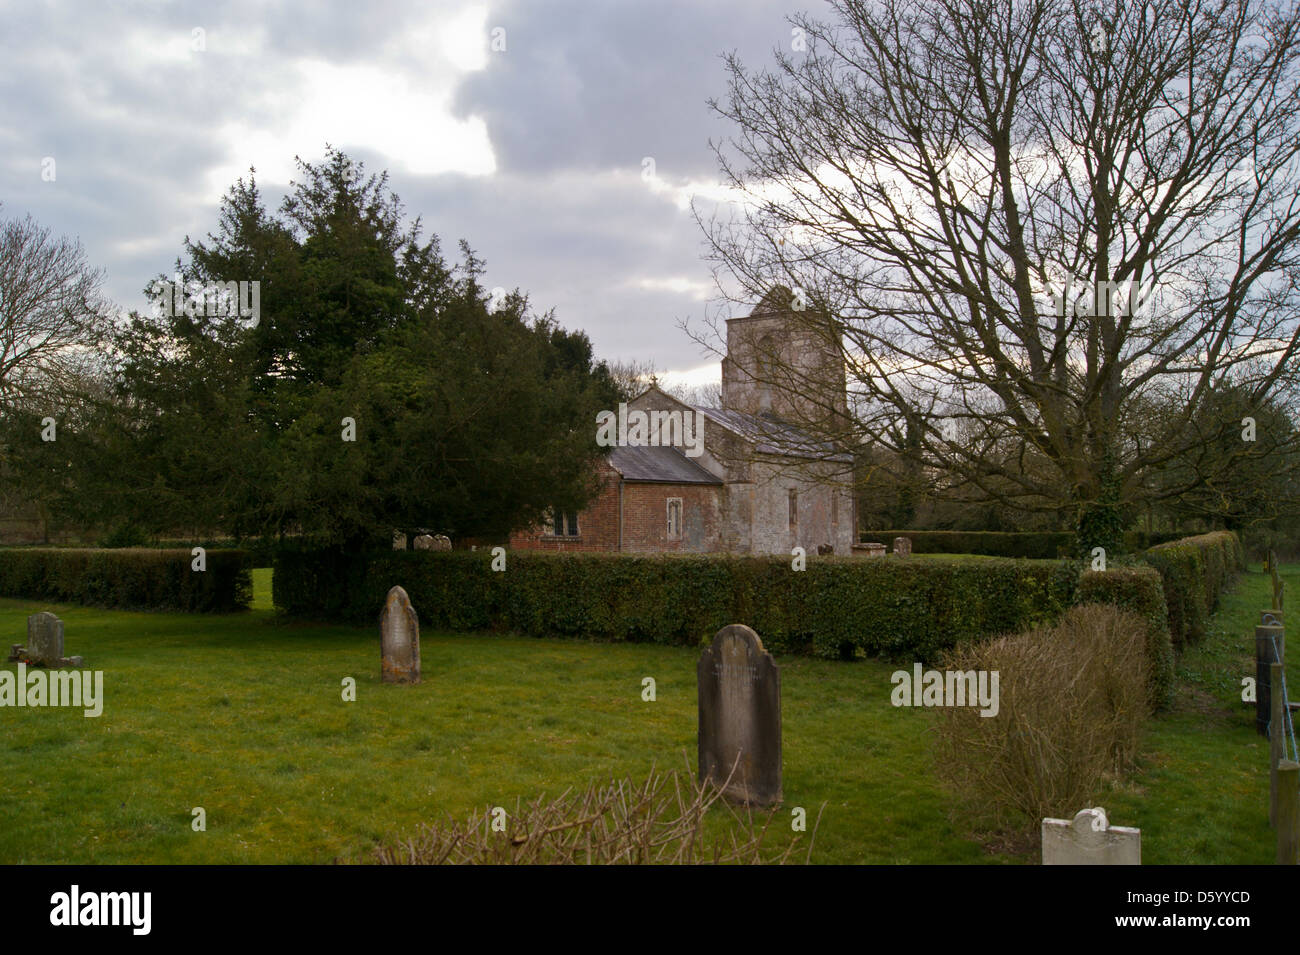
left=693, top=406, right=854, bottom=463
left=607, top=444, right=722, bottom=485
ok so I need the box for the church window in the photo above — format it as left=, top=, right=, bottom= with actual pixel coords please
left=667, top=498, right=682, bottom=540
left=550, top=510, right=579, bottom=537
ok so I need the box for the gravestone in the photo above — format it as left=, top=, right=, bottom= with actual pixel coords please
left=7, top=612, right=82, bottom=667
left=380, top=586, right=421, bottom=684
left=893, top=536, right=912, bottom=557
left=413, top=534, right=436, bottom=551
left=817, top=543, right=833, bottom=555
left=392, top=533, right=407, bottom=551
left=852, top=542, right=886, bottom=557
left=1042, top=807, right=1140, bottom=865
left=431, top=534, right=452, bottom=551
left=697, top=624, right=781, bottom=806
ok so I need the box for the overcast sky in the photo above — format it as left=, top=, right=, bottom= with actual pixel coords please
left=1, top=0, right=817, bottom=389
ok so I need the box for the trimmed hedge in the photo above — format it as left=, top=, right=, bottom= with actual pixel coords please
left=151, top=537, right=280, bottom=568
left=0, top=548, right=252, bottom=612
left=276, top=548, right=1085, bottom=662
left=859, top=530, right=1186, bottom=559
left=1143, top=531, right=1245, bottom=651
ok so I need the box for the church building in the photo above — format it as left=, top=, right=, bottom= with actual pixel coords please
left=509, top=290, right=856, bottom=555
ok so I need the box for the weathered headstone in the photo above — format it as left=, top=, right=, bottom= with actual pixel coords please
left=697, top=624, right=781, bottom=806
left=392, top=532, right=407, bottom=551
left=380, top=586, right=421, bottom=684
left=431, top=534, right=452, bottom=551
left=7, top=612, right=82, bottom=668
left=817, top=543, right=833, bottom=555
left=1042, top=807, right=1140, bottom=865
left=27, top=612, right=63, bottom=664
left=413, top=534, right=436, bottom=550
left=893, top=536, right=912, bottom=557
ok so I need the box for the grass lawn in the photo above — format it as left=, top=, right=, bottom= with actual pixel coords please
left=0, top=562, right=1291, bottom=864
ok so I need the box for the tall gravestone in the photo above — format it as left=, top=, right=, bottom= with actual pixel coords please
left=9, top=612, right=82, bottom=668
left=380, top=586, right=421, bottom=684
left=1042, top=807, right=1140, bottom=865
left=893, top=536, right=912, bottom=557
left=27, top=612, right=64, bottom=665
left=698, top=624, right=782, bottom=806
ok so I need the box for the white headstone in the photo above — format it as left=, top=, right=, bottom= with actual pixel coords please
left=1042, top=807, right=1140, bottom=865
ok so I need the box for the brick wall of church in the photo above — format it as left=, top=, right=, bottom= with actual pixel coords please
left=506, top=460, right=724, bottom=553
left=620, top=483, right=723, bottom=552
left=508, top=459, right=622, bottom=551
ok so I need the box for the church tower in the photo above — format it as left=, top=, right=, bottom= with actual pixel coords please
left=720, top=286, right=849, bottom=431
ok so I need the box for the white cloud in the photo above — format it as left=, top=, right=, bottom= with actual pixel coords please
left=629, top=276, right=713, bottom=299
left=660, top=362, right=721, bottom=390
left=201, top=7, right=496, bottom=200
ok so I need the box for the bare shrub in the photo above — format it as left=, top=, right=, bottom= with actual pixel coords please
left=933, top=603, right=1149, bottom=834
left=371, top=759, right=822, bottom=865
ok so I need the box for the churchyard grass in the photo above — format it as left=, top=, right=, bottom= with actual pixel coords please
left=0, top=563, right=1290, bottom=864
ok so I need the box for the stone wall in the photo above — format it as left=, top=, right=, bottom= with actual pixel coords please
left=743, top=457, right=855, bottom=556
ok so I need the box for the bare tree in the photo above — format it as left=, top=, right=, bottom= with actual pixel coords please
left=0, top=206, right=110, bottom=411
left=664, top=378, right=723, bottom=408
left=604, top=358, right=662, bottom=401
left=697, top=0, right=1300, bottom=551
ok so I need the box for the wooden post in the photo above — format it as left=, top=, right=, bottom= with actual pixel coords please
left=1273, top=662, right=1285, bottom=827
left=1257, top=625, right=1285, bottom=737
left=1272, top=551, right=1283, bottom=610
left=1278, top=760, right=1299, bottom=865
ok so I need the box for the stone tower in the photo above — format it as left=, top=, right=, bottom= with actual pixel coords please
left=720, top=287, right=849, bottom=431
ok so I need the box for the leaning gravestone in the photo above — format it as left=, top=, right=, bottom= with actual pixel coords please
left=413, top=534, right=436, bottom=551
left=8, top=612, right=82, bottom=668
left=431, top=534, right=452, bottom=551
left=1042, top=807, right=1140, bottom=865
left=698, top=624, right=781, bottom=806
left=893, top=536, right=912, bottom=557
left=380, top=586, right=421, bottom=684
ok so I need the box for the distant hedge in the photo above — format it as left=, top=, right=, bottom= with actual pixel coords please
left=858, top=530, right=1186, bottom=558
left=150, top=537, right=279, bottom=567
left=0, top=548, right=252, bottom=612
left=1143, top=531, right=1245, bottom=652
